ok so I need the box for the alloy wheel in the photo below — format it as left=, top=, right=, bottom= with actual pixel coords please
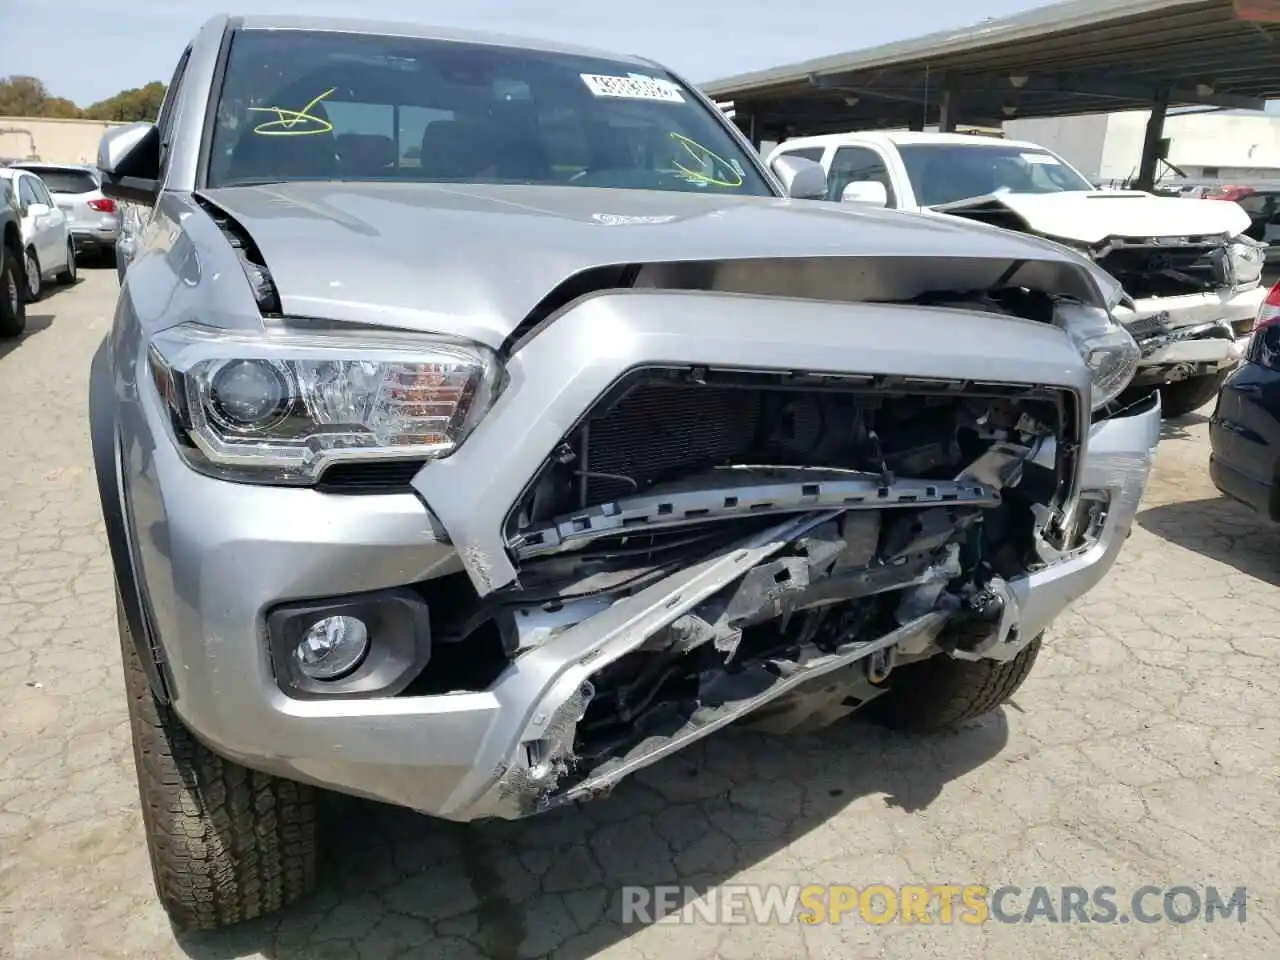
left=24, top=252, right=39, bottom=300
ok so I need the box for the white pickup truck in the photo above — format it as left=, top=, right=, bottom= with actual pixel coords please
left=766, top=132, right=1268, bottom=416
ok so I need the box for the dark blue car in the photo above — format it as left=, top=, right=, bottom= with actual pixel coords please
left=1211, top=280, right=1280, bottom=521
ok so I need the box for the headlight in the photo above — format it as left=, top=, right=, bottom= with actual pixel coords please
left=1228, top=236, right=1266, bottom=289
left=147, top=321, right=502, bottom=484
left=1055, top=301, right=1140, bottom=411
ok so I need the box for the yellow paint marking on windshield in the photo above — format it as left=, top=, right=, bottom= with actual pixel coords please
left=248, top=88, right=336, bottom=136
left=669, top=132, right=743, bottom=188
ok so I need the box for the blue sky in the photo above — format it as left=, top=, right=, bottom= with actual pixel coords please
left=2, top=0, right=1060, bottom=106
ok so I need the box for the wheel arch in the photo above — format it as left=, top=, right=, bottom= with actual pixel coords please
left=89, top=335, right=173, bottom=702
left=2, top=220, right=19, bottom=259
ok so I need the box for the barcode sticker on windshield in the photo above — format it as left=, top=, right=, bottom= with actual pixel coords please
left=581, top=73, right=685, bottom=102
left=1020, top=153, right=1059, bottom=164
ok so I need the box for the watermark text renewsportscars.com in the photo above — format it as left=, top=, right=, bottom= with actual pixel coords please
left=621, top=884, right=1249, bottom=926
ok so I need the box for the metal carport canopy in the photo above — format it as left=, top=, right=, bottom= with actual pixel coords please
left=701, top=0, right=1280, bottom=138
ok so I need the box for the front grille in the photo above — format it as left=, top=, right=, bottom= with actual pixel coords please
left=1123, top=313, right=1171, bottom=346
left=580, top=380, right=842, bottom=504
left=509, top=367, right=1083, bottom=570
left=1095, top=242, right=1228, bottom=298
left=582, top=383, right=764, bottom=502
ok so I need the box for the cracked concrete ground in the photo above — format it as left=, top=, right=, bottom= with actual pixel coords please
left=1, top=267, right=1277, bottom=960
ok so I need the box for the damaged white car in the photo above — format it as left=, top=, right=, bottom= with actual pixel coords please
left=91, top=15, right=1160, bottom=930
left=769, top=131, right=1269, bottom=416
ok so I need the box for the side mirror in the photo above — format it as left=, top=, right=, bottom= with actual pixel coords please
left=26, top=202, right=49, bottom=217
left=840, top=181, right=889, bottom=208
left=98, top=122, right=162, bottom=205
left=770, top=155, right=828, bottom=200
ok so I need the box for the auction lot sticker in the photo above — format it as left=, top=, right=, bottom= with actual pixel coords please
left=581, top=73, right=685, bottom=102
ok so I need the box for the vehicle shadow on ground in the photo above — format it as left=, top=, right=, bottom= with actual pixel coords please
left=1158, top=410, right=1212, bottom=442
left=177, top=713, right=1010, bottom=960
left=0, top=314, right=54, bottom=361
left=1138, top=494, right=1280, bottom=587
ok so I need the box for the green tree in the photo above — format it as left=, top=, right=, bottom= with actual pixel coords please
left=83, top=82, right=167, bottom=123
left=41, top=97, right=82, bottom=119
left=0, top=76, right=77, bottom=118
left=0, top=75, right=168, bottom=122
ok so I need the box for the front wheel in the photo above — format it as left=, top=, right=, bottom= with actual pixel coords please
left=23, top=247, right=41, bottom=302
left=117, top=592, right=318, bottom=929
left=1158, top=372, right=1228, bottom=418
left=55, top=239, right=77, bottom=285
left=0, top=250, right=26, bottom=338
left=862, top=636, right=1042, bottom=733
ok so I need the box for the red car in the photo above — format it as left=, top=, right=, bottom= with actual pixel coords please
left=1205, top=183, right=1280, bottom=246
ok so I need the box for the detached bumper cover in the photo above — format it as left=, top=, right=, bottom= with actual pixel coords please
left=129, top=290, right=1159, bottom=821
left=1118, top=287, right=1265, bottom=382
left=1124, top=286, right=1266, bottom=335
left=464, top=389, right=1157, bottom=821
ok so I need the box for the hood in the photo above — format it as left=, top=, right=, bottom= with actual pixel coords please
left=199, top=181, right=1110, bottom=349
left=934, top=190, right=1251, bottom=246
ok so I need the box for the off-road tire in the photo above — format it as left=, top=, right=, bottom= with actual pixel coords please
left=55, top=239, right=77, bottom=285
left=117, top=592, right=318, bottom=930
left=864, top=635, right=1042, bottom=733
left=1158, top=372, right=1227, bottom=419
left=0, top=249, right=24, bottom=338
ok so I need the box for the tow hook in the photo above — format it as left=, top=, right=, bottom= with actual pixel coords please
left=866, top=645, right=896, bottom=684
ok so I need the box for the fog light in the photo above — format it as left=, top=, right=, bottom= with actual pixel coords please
left=267, top=588, right=432, bottom=699
left=294, top=615, right=369, bottom=680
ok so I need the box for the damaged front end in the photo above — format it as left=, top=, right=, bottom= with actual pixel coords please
left=1118, top=310, right=1242, bottom=390
left=932, top=194, right=1266, bottom=388
left=1088, top=235, right=1264, bottom=389
left=458, top=367, right=1095, bottom=816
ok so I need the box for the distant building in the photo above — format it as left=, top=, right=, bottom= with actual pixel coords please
left=0, top=116, right=126, bottom=166
left=1003, top=109, right=1280, bottom=186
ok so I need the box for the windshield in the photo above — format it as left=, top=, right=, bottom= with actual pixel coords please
left=896, top=143, right=1095, bottom=207
left=206, top=29, right=771, bottom=196
left=17, top=167, right=98, bottom=195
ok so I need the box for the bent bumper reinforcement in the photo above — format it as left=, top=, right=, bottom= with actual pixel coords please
left=551, top=610, right=951, bottom=808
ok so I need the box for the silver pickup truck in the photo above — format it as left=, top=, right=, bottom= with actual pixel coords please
left=91, top=14, right=1160, bottom=930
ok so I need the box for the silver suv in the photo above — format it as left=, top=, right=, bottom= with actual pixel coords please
left=10, top=161, right=120, bottom=262
left=92, top=14, right=1160, bottom=931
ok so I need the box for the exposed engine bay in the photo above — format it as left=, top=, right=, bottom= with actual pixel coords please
left=1090, top=237, right=1233, bottom=300
left=506, top=367, right=1077, bottom=588
left=418, top=364, right=1088, bottom=810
